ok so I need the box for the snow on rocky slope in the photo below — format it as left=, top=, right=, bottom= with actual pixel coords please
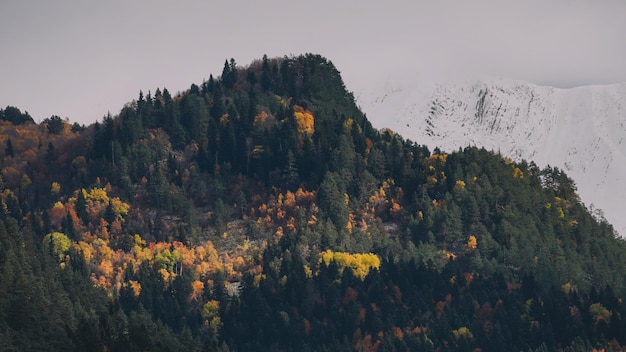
left=356, top=78, right=626, bottom=237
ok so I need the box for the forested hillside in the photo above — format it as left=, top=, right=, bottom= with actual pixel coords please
left=1, top=54, right=626, bottom=351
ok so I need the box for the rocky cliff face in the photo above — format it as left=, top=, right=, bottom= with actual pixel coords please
left=357, top=78, right=626, bottom=236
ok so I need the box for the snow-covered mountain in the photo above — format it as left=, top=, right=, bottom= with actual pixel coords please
left=356, top=78, right=626, bottom=237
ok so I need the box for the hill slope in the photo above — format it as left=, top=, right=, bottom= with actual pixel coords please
left=358, top=78, right=626, bottom=236
left=2, top=55, right=626, bottom=351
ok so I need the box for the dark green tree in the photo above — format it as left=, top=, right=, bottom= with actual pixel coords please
left=5, top=137, right=14, bottom=157
left=318, top=171, right=348, bottom=232
left=261, top=54, right=272, bottom=91
left=44, top=115, right=65, bottom=134
left=1, top=106, right=34, bottom=124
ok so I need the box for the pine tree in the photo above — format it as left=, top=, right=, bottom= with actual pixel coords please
left=75, top=189, right=89, bottom=225
left=44, top=115, right=65, bottom=134
left=5, top=138, right=14, bottom=157
left=221, top=59, right=238, bottom=89
left=283, top=150, right=299, bottom=190
left=261, top=54, right=271, bottom=91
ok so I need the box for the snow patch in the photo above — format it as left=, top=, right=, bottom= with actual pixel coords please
left=357, top=78, right=626, bottom=237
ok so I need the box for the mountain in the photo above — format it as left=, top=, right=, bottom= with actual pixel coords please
left=2, top=54, right=626, bottom=351
left=357, top=78, right=626, bottom=236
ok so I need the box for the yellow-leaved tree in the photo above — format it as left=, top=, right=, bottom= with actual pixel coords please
left=202, top=300, right=222, bottom=336
left=42, top=232, right=71, bottom=262
left=318, top=250, right=380, bottom=280
left=467, top=235, right=477, bottom=251
left=293, top=105, right=314, bottom=141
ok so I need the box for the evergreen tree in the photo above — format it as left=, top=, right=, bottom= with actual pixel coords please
left=318, top=171, right=348, bottom=232
left=261, top=54, right=272, bottom=91
left=221, top=58, right=238, bottom=89
left=282, top=150, right=299, bottom=190
left=1, top=105, right=34, bottom=124
left=44, top=115, right=65, bottom=134
left=5, top=137, right=14, bottom=157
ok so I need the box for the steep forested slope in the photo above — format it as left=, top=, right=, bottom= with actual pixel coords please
left=1, top=54, right=625, bottom=351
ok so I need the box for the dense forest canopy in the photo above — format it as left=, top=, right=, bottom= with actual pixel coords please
left=1, top=53, right=625, bottom=351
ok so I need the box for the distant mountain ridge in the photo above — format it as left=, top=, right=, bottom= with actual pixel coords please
left=357, top=78, right=626, bottom=236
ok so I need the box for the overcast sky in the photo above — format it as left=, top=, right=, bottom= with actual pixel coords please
left=1, top=0, right=625, bottom=125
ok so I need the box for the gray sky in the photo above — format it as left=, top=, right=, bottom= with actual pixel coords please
left=1, top=0, right=625, bottom=125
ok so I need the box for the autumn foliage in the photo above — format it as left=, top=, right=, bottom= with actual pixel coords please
left=293, top=104, right=314, bottom=140
left=1, top=54, right=626, bottom=351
